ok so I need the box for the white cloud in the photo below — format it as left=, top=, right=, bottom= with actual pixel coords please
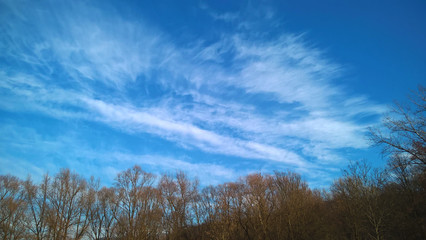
left=112, top=153, right=239, bottom=185
left=82, top=97, right=306, bottom=166
left=0, top=0, right=388, bottom=186
left=0, top=122, right=240, bottom=186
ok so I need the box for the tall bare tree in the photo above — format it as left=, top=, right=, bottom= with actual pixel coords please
left=89, top=186, right=118, bottom=240
left=22, top=175, right=50, bottom=240
left=369, top=85, right=426, bottom=239
left=271, top=171, right=324, bottom=240
left=0, top=175, right=28, bottom=240
left=114, top=165, right=161, bottom=240
left=331, top=161, right=390, bottom=240
left=158, top=171, right=199, bottom=239
left=241, top=174, right=275, bottom=240
left=46, top=169, right=92, bottom=240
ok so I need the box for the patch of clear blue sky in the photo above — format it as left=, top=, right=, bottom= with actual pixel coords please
left=272, top=0, right=426, bottom=101
left=0, top=0, right=424, bottom=188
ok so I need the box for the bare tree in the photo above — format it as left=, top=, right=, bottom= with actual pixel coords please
left=22, top=175, right=50, bottom=240
left=158, top=171, right=199, bottom=239
left=198, top=183, right=238, bottom=240
left=331, top=161, right=390, bottom=240
left=46, top=169, right=92, bottom=240
left=0, top=175, right=28, bottom=240
left=369, top=86, right=426, bottom=239
left=114, top=165, right=161, bottom=240
left=369, top=85, right=425, bottom=167
left=226, top=181, right=249, bottom=240
left=89, top=186, right=118, bottom=240
left=241, top=174, right=275, bottom=240
left=271, top=171, right=324, bottom=240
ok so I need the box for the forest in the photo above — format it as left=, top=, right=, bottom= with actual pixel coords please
left=1, top=87, right=424, bottom=240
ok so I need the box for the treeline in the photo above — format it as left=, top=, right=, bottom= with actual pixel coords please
left=1, top=87, right=425, bottom=240
left=1, top=161, right=425, bottom=240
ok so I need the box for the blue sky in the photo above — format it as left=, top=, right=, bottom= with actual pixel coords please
left=1, top=0, right=425, bottom=188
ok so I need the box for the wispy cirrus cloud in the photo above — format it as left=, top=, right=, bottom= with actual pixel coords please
left=0, top=69, right=307, bottom=167
left=0, top=123, right=239, bottom=186
left=0, top=0, right=386, bottom=186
